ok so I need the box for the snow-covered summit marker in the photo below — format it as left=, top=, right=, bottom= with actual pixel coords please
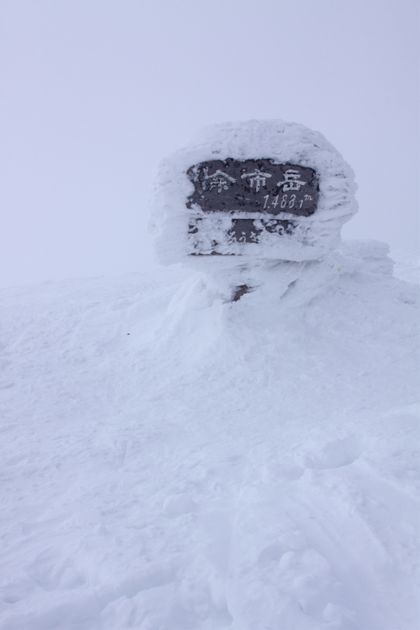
left=153, top=120, right=357, bottom=265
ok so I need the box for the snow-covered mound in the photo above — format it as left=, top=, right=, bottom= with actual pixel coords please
left=392, top=249, right=420, bottom=284
left=152, top=120, right=357, bottom=265
left=0, top=242, right=419, bottom=630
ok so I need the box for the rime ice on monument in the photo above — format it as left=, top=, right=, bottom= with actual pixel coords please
left=152, top=120, right=357, bottom=299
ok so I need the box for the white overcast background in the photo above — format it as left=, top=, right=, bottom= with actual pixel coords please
left=0, top=0, right=419, bottom=287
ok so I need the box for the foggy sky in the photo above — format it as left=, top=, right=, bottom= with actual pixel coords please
left=1, top=0, right=419, bottom=287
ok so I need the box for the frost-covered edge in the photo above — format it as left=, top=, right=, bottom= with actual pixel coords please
left=151, top=120, right=357, bottom=264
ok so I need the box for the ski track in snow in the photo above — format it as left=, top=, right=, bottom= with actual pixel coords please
left=0, top=250, right=419, bottom=630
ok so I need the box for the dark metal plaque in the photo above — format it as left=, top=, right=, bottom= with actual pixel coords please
left=187, top=158, right=319, bottom=217
left=188, top=217, right=296, bottom=244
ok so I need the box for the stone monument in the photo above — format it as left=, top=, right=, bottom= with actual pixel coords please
left=152, top=120, right=357, bottom=301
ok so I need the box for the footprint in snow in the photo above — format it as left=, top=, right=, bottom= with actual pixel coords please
left=1, top=579, right=33, bottom=604
left=261, top=457, right=305, bottom=482
left=163, top=493, right=198, bottom=518
left=257, top=542, right=287, bottom=566
left=304, top=435, right=361, bottom=470
left=26, top=548, right=85, bottom=591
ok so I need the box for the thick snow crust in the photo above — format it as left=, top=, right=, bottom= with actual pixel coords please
left=152, top=120, right=357, bottom=265
left=0, top=242, right=419, bottom=629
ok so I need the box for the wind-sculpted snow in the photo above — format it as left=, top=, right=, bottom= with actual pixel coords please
left=152, top=119, right=357, bottom=265
left=0, top=243, right=419, bottom=630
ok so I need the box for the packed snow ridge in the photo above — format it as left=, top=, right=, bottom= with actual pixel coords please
left=0, top=241, right=419, bottom=630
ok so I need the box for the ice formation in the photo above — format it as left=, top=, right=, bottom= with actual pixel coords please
left=152, top=119, right=357, bottom=266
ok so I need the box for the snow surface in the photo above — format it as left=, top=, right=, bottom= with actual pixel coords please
left=0, top=242, right=419, bottom=630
